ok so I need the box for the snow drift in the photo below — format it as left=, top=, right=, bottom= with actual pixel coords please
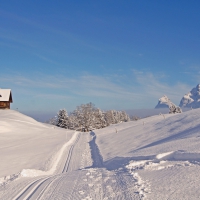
left=0, top=110, right=73, bottom=181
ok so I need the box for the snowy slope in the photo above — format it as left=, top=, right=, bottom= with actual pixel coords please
left=95, top=109, right=200, bottom=199
left=155, top=95, right=176, bottom=109
left=180, top=84, right=200, bottom=108
left=0, top=110, right=73, bottom=181
left=2, top=109, right=200, bottom=199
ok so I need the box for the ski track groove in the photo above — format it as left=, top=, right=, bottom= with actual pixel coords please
left=12, top=132, right=81, bottom=200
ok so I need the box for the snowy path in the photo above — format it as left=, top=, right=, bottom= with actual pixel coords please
left=0, top=131, right=81, bottom=200
left=0, top=130, right=142, bottom=200
left=13, top=133, right=81, bottom=200
left=0, top=123, right=190, bottom=200
left=41, top=131, right=141, bottom=200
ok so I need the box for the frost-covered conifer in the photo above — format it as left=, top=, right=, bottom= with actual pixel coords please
left=56, top=109, right=69, bottom=128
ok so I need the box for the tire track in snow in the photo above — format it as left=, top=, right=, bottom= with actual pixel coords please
left=12, top=132, right=81, bottom=200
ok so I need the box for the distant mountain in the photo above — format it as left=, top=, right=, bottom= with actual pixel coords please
left=179, top=84, right=200, bottom=108
left=155, top=95, right=176, bottom=109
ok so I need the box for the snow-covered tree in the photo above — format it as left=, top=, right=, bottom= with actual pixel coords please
left=104, top=110, right=115, bottom=125
left=67, top=112, right=78, bottom=130
left=119, top=111, right=130, bottom=122
left=47, top=104, right=131, bottom=131
left=113, top=110, right=121, bottom=123
left=169, top=105, right=182, bottom=114
left=56, top=109, right=69, bottom=128
left=93, top=109, right=107, bottom=129
left=104, top=110, right=130, bottom=124
left=73, top=102, right=96, bottom=131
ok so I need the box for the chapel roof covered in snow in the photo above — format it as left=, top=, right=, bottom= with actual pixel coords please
left=0, top=89, right=13, bottom=102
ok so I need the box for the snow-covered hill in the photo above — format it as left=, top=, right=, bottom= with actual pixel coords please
left=2, top=109, right=200, bottom=199
left=179, top=84, right=200, bottom=108
left=95, top=109, right=200, bottom=199
left=0, top=110, right=74, bottom=180
left=155, top=95, right=176, bottom=109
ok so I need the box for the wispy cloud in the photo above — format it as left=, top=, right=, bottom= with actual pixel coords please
left=35, top=93, right=72, bottom=100
left=132, top=70, right=192, bottom=104
left=0, top=71, right=193, bottom=109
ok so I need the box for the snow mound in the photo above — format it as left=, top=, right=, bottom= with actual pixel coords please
left=0, top=110, right=74, bottom=184
left=155, top=95, right=176, bottom=109
left=21, top=132, right=78, bottom=178
left=180, top=84, right=200, bottom=108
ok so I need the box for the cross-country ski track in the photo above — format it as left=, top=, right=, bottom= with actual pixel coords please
left=13, top=132, right=81, bottom=200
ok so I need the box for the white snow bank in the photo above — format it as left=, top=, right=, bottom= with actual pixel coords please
left=157, top=150, right=200, bottom=161
left=95, top=109, right=200, bottom=161
left=156, top=151, right=174, bottom=159
left=0, top=110, right=74, bottom=181
left=94, top=109, right=200, bottom=199
left=21, top=132, right=78, bottom=177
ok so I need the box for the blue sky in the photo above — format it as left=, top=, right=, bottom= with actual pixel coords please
left=1, top=1, right=200, bottom=119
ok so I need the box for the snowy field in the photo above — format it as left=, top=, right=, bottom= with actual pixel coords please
left=1, top=109, right=200, bottom=199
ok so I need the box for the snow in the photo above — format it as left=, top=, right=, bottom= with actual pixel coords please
left=95, top=109, right=200, bottom=199
left=0, top=89, right=12, bottom=101
left=155, top=95, right=176, bottom=109
left=20, top=131, right=79, bottom=177
left=180, top=84, right=200, bottom=108
left=2, top=109, right=200, bottom=199
left=0, top=110, right=74, bottom=184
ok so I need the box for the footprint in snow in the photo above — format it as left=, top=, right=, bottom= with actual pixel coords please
left=79, top=190, right=85, bottom=195
left=83, top=196, right=92, bottom=200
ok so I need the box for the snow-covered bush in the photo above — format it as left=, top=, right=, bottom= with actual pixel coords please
left=169, top=105, right=182, bottom=114
left=120, top=111, right=130, bottom=122
left=45, top=117, right=57, bottom=125
left=104, top=110, right=130, bottom=125
left=130, top=115, right=140, bottom=121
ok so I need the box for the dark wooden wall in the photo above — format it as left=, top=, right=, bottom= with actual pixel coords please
left=0, top=102, right=10, bottom=109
